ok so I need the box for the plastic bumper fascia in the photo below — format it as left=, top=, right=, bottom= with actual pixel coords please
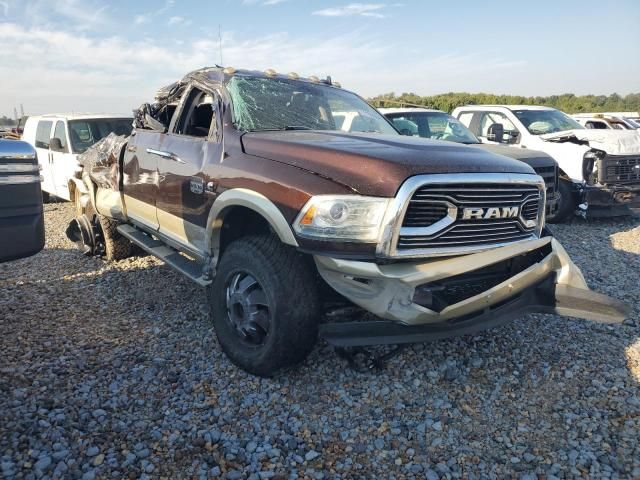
left=314, top=237, right=628, bottom=326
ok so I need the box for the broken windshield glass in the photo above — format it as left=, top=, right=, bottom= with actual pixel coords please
left=227, top=76, right=396, bottom=135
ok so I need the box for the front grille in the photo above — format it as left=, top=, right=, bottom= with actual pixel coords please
left=532, top=165, right=557, bottom=198
left=402, top=203, right=450, bottom=227
left=601, top=156, right=640, bottom=183
left=397, top=183, right=541, bottom=252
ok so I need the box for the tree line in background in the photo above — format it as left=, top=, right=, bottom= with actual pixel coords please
left=0, top=116, right=18, bottom=126
left=369, top=92, right=640, bottom=114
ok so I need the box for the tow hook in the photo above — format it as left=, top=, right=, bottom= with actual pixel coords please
left=577, top=202, right=588, bottom=219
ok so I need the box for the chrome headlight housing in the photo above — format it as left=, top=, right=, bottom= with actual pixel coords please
left=293, top=195, right=391, bottom=242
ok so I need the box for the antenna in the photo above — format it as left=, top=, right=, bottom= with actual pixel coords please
left=20, top=104, right=24, bottom=117
left=218, top=25, right=223, bottom=66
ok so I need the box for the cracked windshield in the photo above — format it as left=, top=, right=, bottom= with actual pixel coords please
left=227, top=75, right=397, bottom=134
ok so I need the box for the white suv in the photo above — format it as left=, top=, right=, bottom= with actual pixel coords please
left=22, top=114, right=132, bottom=202
left=452, top=105, right=640, bottom=220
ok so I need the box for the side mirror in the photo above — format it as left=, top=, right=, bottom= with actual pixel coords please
left=49, top=137, right=65, bottom=152
left=486, top=123, right=504, bottom=143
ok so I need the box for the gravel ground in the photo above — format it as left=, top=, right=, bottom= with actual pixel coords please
left=1, top=202, right=639, bottom=479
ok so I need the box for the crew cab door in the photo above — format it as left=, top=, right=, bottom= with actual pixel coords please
left=49, top=120, right=75, bottom=201
left=156, top=85, right=222, bottom=254
left=122, top=129, right=162, bottom=230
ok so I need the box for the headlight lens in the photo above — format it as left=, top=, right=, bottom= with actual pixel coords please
left=294, top=195, right=391, bottom=242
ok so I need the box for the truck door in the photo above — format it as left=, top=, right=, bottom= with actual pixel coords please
left=49, top=121, right=76, bottom=201
left=33, top=120, right=54, bottom=196
left=475, top=111, right=521, bottom=146
left=156, top=86, right=222, bottom=254
left=122, top=129, right=162, bottom=230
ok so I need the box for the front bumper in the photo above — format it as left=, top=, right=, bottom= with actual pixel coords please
left=580, top=183, right=640, bottom=216
left=315, top=237, right=629, bottom=346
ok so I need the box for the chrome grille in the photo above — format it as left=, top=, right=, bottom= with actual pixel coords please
left=396, top=182, right=542, bottom=253
left=402, top=203, right=450, bottom=227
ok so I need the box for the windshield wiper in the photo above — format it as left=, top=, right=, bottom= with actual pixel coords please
left=282, top=125, right=312, bottom=130
left=247, top=126, right=313, bottom=132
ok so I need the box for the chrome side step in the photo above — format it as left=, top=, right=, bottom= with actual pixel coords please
left=117, top=224, right=211, bottom=287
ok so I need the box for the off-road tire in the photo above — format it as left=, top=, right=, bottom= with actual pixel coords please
left=209, top=234, right=320, bottom=377
left=97, top=215, right=132, bottom=261
left=547, top=180, right=575, bottom=223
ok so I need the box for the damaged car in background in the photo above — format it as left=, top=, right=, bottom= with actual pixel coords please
left=452, top=105, right=640, bottom=221
left=379, top=107, right=561, bottom=221
left=66, top=67, right=628, bottom=376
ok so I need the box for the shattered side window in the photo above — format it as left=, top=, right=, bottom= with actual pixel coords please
left=227, top=76, right=396, bottom=134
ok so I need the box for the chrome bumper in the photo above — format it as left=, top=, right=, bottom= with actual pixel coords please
left=315, top=237, right=628, bottom=327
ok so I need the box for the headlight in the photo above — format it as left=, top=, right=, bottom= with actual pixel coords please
left=293, top=195, right=391, bottom=242
left=582, top=150, right=603, bottom=184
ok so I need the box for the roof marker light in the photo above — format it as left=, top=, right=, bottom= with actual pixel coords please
left=265, top=69, right=277, bottom=76
left=308, top=75, right=320, bottom=83
left=223, top=67, right=236, bottom=75
left=288, top=72, right=299, bottom=80
left=333, top=81, right=341, bottom=88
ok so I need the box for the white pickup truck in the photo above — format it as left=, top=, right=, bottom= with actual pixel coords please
left=452, top=105, right=640, bottom=220
left=22, top=114, right=132, bottom=202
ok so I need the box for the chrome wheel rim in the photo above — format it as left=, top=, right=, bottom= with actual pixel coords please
left=225, top=272, right=271, bottom=345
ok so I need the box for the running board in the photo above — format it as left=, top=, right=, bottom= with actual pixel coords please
left=117, top=224, right=210, bottom=287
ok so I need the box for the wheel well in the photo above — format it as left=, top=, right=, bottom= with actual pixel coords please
left=219, top=206, right=273, bottom=256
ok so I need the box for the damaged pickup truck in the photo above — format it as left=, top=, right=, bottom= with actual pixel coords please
left=452, top=105, right=640, bottom=221
left=67, top=67, right=629, bottom=376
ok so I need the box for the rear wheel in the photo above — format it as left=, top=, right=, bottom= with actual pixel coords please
left=547, top=180, right=575, bottom=223
left=97, top=215, right=132, bottom=261
left=209, top=235, right=320, bottom=377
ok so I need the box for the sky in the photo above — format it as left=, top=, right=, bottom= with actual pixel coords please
left=0, top=0, right=639, bottom=117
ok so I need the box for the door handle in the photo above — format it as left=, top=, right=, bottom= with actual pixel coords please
left=146, top=148, right=186, bottom=164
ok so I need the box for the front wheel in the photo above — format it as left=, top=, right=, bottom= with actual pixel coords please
left=547, top=180, right=576, bottom=224
left=209, top=235, right=320, bottom=377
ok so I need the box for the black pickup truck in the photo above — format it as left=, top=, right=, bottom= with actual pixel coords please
left=0, top=140, right=45, bottom=263
left=66, top=67, right=628, bottom=376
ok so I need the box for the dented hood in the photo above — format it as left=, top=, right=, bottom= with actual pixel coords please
left=540, top=129, right=640, bottom=154
left=241, top=130, right=534, bottom=197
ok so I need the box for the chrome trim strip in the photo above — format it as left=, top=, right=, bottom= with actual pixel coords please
left=0, top=163, right=40, bottom=173
left=399, top=200, right=457, bottom=236
left=377, top=173, right=546, bottom=259
left=0, top=174, right=42, bottom=185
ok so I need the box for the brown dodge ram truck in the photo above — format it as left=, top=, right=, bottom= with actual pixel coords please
left=66, top=67, right=628, bottom=376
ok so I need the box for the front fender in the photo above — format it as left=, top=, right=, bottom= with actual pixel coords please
left=205, top=188, right=299, bottom=265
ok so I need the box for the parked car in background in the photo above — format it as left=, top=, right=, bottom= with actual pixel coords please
left=65, top=67, right=628, bottom=376
left=379, top=107, right=561, bottom=221
left=0, top=139, right=45, bottom=262
left=452, top=105, right=640, bottom=221
left=572, top=113, right=640, bottom=131
left=22, top=114, right=133, bottom=202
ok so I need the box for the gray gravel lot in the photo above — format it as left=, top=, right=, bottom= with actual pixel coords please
left=1, top=203, right=639, bottom=479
